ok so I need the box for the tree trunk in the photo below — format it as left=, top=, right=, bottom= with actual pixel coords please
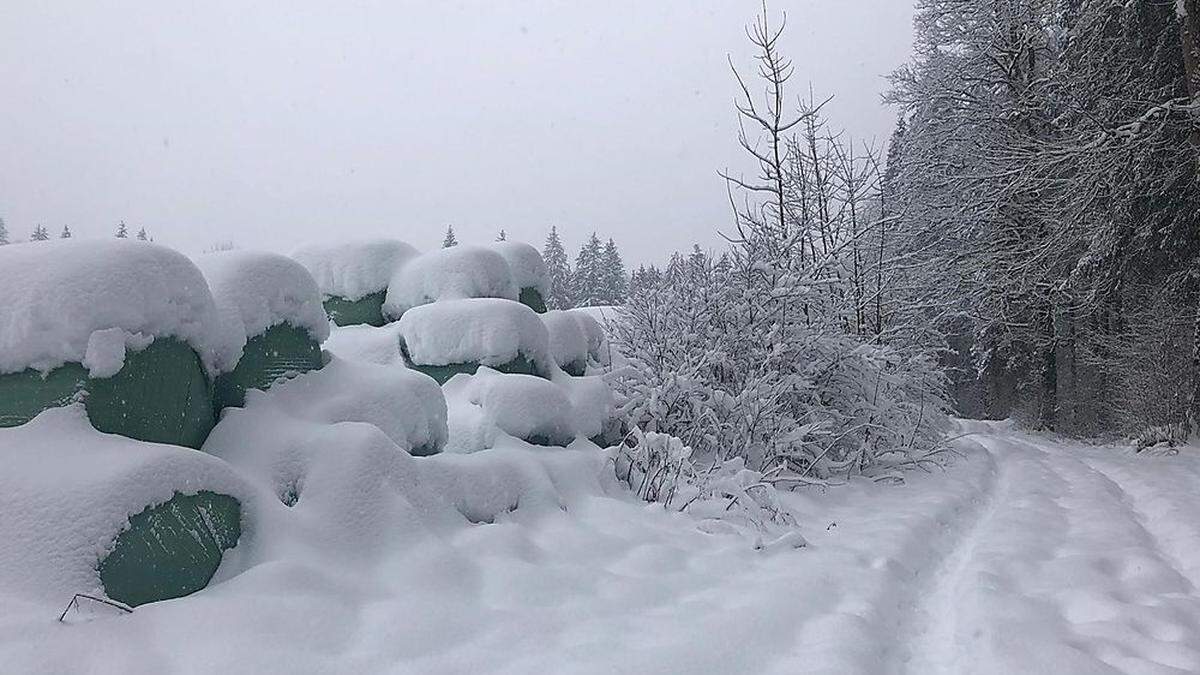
left=1179, top=2, right=1200, bottom=436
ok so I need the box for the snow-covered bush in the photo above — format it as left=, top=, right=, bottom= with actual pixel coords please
left=610, top=249, right=950, bottom=483
left=612, top=428, right=795, bottom=532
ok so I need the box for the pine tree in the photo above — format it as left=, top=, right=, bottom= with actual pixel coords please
left=30, top=225, right=49, bottom=241
left=542, top=226, right=574, bottom=309
left=116, top=221, right=128, bottom=238
left=442, top=226, right=458, bottom=248
left=137, top=227, right=149, bottom=241
left=601, top=238, right=628, bottom=304
left=573, top=233, right=604, bottom=306
left=60, top=225, right=72, bottom=239
left=496, top=229, right=507, bottom=241
left=0, top=216, right=8, bottom=245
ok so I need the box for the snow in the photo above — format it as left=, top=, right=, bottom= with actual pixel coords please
left=0, top=406, right=257, bottom=606
left=567, top=307, right=614, bottom=365
left=383, top=245, right=518, bottom=319
left=11, top=421, right=1200, bottom=672
left=82, top=329, right=154, bottom=379
left=206, top=355, right=448, bottom=466
left=291, top=239, right=419, bottom=301
left=0, top=239, right=237, bottom=377
left=541, top=310, right=589, bottom=371
left=194, top=250, right=330, bottom=350
left=491, top=241, right=549, bottom=295
left=322, top=322, right=407, bottom=367
left=443, top=369, right=576, bottom=450
left=397, top=298, right=551, bottom=371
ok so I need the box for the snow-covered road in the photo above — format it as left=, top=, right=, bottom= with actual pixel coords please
left=784, top=421, right=1200, bottom=675
left=6, top=422, right=1200, bottom=674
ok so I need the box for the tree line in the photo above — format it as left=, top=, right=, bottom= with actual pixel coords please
left=0, top=217, right=151, bottom=245
left=884, top=0, right=1200, bottom=441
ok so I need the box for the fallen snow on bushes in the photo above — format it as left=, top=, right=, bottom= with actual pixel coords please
left=384, top=245, right=518, bottom=318
left=291, top=239, right=418, bottom=301
left=195, top=250, right=330, bottom=353
left=0, top=240, right=237, bottom=376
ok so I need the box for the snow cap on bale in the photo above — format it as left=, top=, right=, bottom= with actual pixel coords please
left=491, top=241, right=549, bottom=312
left=196, top=250, right=331, bottom=410
left=195, top=250, right=331, bottom=352
left=0, top=239, right=237, bottom=377
left=569, top=308, right=613, bottom=365
left=397, top=298, right=552, bottom=376
left=0, top=406, right=255, bottom=607
left=542, top=310, right=590, bottom=376
left=442, top=369, right=576, bottom=450
left=291, top=239, right=419, bottom=302
left=383, top=245, right=518, bottom=319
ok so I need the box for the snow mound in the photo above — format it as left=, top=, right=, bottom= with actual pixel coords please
left=0, top=239, right=236, bottom=377
left=444, top=369, right=575, bottom=449
left=323, top=322, right=407, bottom=367
left=0, top=406, right=256, bottom=604
left=552, top=370, right=616, bottom=442
left=569, top=308, right=613, bottom=365
left=208, top=355, right=448, bottom=460
left=383, top=245, right=518, bottom=318
left=491, top=241, right=549, bottom=295
left=195, top=250, right=330, bottom=352
left=398, top=298, right=550, bottom=371
left=542, top=310, right=590, bottom=373
left=291, top=239, right=419, bottom=301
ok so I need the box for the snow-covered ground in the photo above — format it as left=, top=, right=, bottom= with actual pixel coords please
left=5, top=422, right=1200, bottom=674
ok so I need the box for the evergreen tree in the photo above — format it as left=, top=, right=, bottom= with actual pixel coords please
left=542, top=226, right=574, bottom=309
left=0, top=216, right=8, bottom=245
left=116, top=221, right=128, bottom=238
left=496, top=229, right=507, bottom=241
left=442, top=225, right=458, bottom=248
left=137, top=227, right=149, bottom=241
left=573, top=233, right=604, bottom=306
left=601, top=238, right=628, bottom=304
left=30, top=225, right=49, bottom=241
left=60, top=225, right=71, bottom=239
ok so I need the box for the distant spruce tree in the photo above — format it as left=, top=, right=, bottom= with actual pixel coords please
left=496, top=229, right=507, bottom=241
left=542, top=226, right=574, bottom=309
left=442, top=225, right=458, bottom=248
left=0, top=216, right=8, bottom=245
left=137, top=227, right=149, bottom=241
left=60, top=225, right=72, bottom=239
left=601, top=238, right=627, bottom=304
left=572, top=232, right=605, bottom=307
left=115, top=221, right=128, bottom=238
left=30, top=225, right=50, bottom=241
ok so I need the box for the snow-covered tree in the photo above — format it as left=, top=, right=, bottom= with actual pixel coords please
left=60, top=225, right=71, bottom=239
left=442, top=226, right=458, bottom=248
left=0, top=216, right=8, bottom=245
left=542, top=226, right=574, bottom=309
left=496, top=229, right=507, bottom=241
left=30, top=225, right=49, bottom=241
left=600, top=238, right=627, bottom=304
left=115, top=221, right=128, bottom=239
left=137, top=227, right=149, bottom=241
left=572, top=233, right=605, bottom=306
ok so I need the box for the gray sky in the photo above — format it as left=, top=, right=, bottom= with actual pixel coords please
left=0, top=1, right=913, bottom=264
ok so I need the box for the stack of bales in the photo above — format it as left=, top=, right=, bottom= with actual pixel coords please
left=292, top=240, right=418, bottom=327
left=0, top=240, right=250, bottom=607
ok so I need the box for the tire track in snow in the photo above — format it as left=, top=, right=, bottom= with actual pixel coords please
left=889, top=431, right=1006, bottom=675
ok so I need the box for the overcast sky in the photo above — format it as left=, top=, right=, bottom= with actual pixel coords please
left=0, top=1, right=913, bottom=264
